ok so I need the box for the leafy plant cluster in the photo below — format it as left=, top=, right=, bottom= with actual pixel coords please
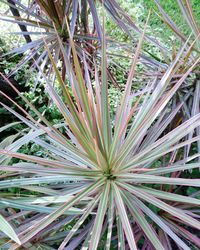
left=0, top=0, right=200, bottom=249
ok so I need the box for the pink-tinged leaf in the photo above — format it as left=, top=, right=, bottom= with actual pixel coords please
left=112, top=183, right=137, bottom=250
left=9, top=179, right=105, bottom=248
left=118, top=182, right=200, bottom=231
left=0, top=214, right=21, bottom=245
left=58, top=194, right=101, bottom=250
left=122, top=191, right=164, bottom=250
left=131, top=195, right=191, bottom=250
left=89, top=180, right=110, bottom=249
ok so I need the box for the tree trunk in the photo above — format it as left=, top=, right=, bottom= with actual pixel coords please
left=7, top=0, right=32, bottom=43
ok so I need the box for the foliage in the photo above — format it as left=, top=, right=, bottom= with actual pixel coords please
left=142, top=0, right=200, bottom=44
left=0, top=1, right=140, bottom=76
left=0, top=0, right=200, bottom=249
left=0, top=37, right=63, bottom=140
left=0, top=19, right=200, bottom=249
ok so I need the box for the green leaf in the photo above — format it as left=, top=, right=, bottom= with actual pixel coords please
left=58, top=195, right=100, bottom=249
left=14, top=179, right=105, bottom=246
left=119, top=182, right=200, bottom=230
left=105, top=186, right=114, bottom=250
left=131, top=195, right=190, bottom=250
left=116, top=214, right=125, bottom=250
left=122, top=191, right=164, bottom=250
left=89, top=180, right=110, bottom=249
left=117, top=173, right=200, bottom=186
left=101, top=10, right=111, bottom=156
left=0, top=214, right=21, bottom=245
left=132, top=186, right=200, bottom=205
left=113, top=183, right=137, bottom=250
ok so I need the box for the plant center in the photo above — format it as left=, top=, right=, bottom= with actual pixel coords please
left=103, top=169, right=116, bottom=180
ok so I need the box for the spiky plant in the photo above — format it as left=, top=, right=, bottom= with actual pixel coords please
left=153, top=0, right=200, bottom=159
left=0, top=0, right=164, bottom=80
left=0, top=21, right=200, bottom=250
left=155, top=0, right=200, bottom=47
